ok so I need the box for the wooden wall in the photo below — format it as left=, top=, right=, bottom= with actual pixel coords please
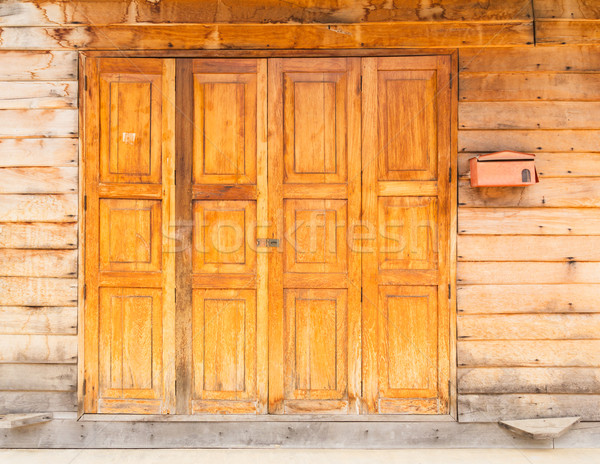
left=0, top=51, right=79, bottom=413
left=457, top=45, right=600, bottom=421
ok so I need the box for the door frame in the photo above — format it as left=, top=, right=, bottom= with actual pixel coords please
left=78, top=48, right=458, bottom=421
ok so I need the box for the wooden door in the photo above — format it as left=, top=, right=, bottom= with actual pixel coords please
left=361, top=56, right=452, bottom=414
left=83, top=58, right=176, bottom=413
left=268, top=58, right=362, bottom=414
left=175, top=59, right=268, bottom=414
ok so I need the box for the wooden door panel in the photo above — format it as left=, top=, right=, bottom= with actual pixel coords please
left=362, top=56, right=452, bottom=415
left=85, top=58, right=176, bottom=414
left=178, top=58, right=268, bottom=415
left=269, top=57, right=361, bottom=414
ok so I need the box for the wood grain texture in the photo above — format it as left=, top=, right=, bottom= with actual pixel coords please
left=0, top=23, right=533, bottom=50
left=458, top=314, right=600, bottom=340
left=459, top=207, right=600, bottom=235
left=0, top=138, right=77, bottom=167
left=459, top=178, right=600, bottom=207
left=0, top=222, right=77, bottom=249
left=458, top=236, right=600, bottom=261
left=0, top=392, right=76, bottom=414
left=459, top=367, right=600, bottom=394
left=458, top=340, right=600, bottom=367
left=459, top=394, right=600, bottom=422
left=0, top=194, right=76, bottom=222
left=0, top=109, right=77, bottom=137
left=459, top=129, right=600, bottom=152
left=536, top=20, right=600, bottom=45
left=0, top=334, right=77, bottom=363
left=0, top=50, right=77, bottom=80
left=0, top=277, right=77, bottom=306
left=534, top=0, right=600, bottom=19
left=0, top=306, right=76, bottom=335
left=459, top=102, right=600, bottom=129
left=0, top=81, right=77, bottom=109
left=0, top=364, right=76, bottom=391
left=459, top=73, right=600, bottom=102
left=0, top=0, right=534, bottom=25
left=458, top=262, right=600, bottom=284
left=459, top=46, right=600, bottom=72
left=458, top=284, right=600, bottom=314
left=0, top=167, right=77, bottom=193
left=0, top=249, right=76, bottom=277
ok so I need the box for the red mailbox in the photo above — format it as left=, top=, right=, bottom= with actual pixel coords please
left=469, top=151, right=539, bottom=187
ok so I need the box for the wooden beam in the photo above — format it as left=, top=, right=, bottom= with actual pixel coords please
left=0, top=413, right=53, bottom=429
left=0, top=22, right=534, bottom=50
left=536, top=20, right=600, bottom=45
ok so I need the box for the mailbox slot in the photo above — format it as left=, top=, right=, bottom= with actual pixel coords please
left=469, top=151, right=539, bottom=187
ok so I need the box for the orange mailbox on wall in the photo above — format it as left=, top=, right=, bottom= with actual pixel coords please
left=469, top=151, right=539, bottom=187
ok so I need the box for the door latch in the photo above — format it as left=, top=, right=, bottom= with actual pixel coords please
left=256, top=238, right=280, bottom=248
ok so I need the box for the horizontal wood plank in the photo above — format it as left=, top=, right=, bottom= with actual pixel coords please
left=0, top=81, right=77, bottom=109
left=0, top=392, right=76, bottom=413
left=460, top=102, right=600, bottom=129
left=458, top=208, right=600, bottom=235
left=459, top=153, right=600, bottom=178
left=459, top=129, right=600, bottom=152
left=458, top=236, right=600, bottom=261
left=0, top=167, right=77, bottom=193
left=0, top=51, right=77, bottom=80
left=458, top=284, right=600, bottom=314
left=0, top=138, right=77, bottom=167
left=459, top=394, right=600, bottom=422
left=0, top=364, right=76, bottom=391
left=0, top=306, right=76, bottom=335
left=459, top=46, right=600, bottom=72
left=459, top=72, right=600, bottom=102
left=458, top=314, right=600, bottom=340
left=0, top=23, right=533, bottom=50
left=0, top=0, right=534, bottom=25
left=0, top=195, right=77, bottom=222
left=0, top=249, right=76, bottom=277
left=0, top=277, right=77, bottom=306
left=459, top=178, right=600, bottom=208
left=0, top=334, right=77, bottom=363
left=536, top=20, right=600, bottom=46
left=458, top=262, right=600, bottom=284
left=0, top=109, right=77, bottom=137
left=534, top=0, right=600, bottom=20
left=0, top=223, right=77, bottom=249
left=458, top=340, right=600, bottom=367
left=458, top=367, right=600, bottom=394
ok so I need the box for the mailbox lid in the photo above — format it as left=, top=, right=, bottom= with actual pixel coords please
left=469, top=151, right=539, bottom=187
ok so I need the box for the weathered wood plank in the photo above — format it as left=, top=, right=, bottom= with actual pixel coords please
left=458, top=340, right=600, bottom=367
left=534, top=0, right=600, bottom=20
left=0, top=81, right=77, bottom=109
left=458, top=367, right=600, bottom=394
left=0, top=249, right=76, bottom=277
left=499, top=417, right=581, bottom=440
left=459, top=153, right=600, bottom=178
left=459, top=46, right=600, bottom=72
left=0, top=306, right=76, bottom=335
left=0, top=277, right=77, bottom=306
left=0, top=138, right=77, bottom=167
left=0, top=23, right=533, bottom=50
left=458, top=236, right=600, bottom=261
left=0, top=334, right=77, bottom=363
left=459, top=178, right=600, bottom=208
left=536, top=20, right=600, bottom=46
left=0, top=392, right=76, bottom=414
left=459, top=394, right=600, bottom=422
left=458, top=284, right=600, bottom=314
left=459, top=73, right=600, bottom=102
left=0, top=50, right=77, bottom=80
left=458, top=314, right=600, bottom=340
left=0, top=413, right=53, bottom=429
left=0, top=0, right=534, bottom=25
left=459, top=129, right=600, bottom=152
left=459, top=208, right=600, bottom=235
left=0, top=167, right=77, bottom=193
left=460, top=102, right=600, bottom=130
left=555, top=422, right=600, bottom=448
left=458, top=262, right=600, bottom=284
left=0, top=195, right=77, bottom=222
left=0, top=109, right=77, bottom=137
left=0, top=364, right=76, bottom=391
left=0, top=223, right=77, bottom=249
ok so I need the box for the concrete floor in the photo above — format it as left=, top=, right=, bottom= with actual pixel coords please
left=1, top=449, right=599, bottom=463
